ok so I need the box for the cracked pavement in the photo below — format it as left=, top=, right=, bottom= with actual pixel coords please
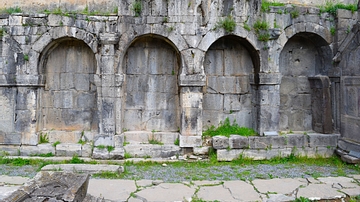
left=1, top=175, right=359, bottom=201
left=84, top=175, right=360, bottom=201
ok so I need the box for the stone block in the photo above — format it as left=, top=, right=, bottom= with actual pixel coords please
left=81, top=143, right=92, bottom=157
left=109, top=148, right=125, bottom=159
left=286, top=134, right=308, bottom=148
left=47, top=130, right=82, bottom=143
left=308, top=133, right=339, bottom=147
left=224, top=94, right=242, bottom=111
left=48, top=14, right=62, bottom=26
left=56, top=143, right=82, bottom=157
left=203, top=94, right=223, bottom=110
left=124, top=144, right=180, bottom=158
left=294, top=146, right=335, bottom=158
left=212, top=136, right=229, bottom=149
left=0, top=132, right=21, bottom=145
left=193, top=146, right=210, bottom=155
left=74, top=74, right=90, bottom=91
left=152, top=132, right=179, bottom=145
left=124, top=131, right=151, bottom=143
left=218, top=148, right=294, bottom=161
left=0, top=145, right=21, bottom=156
left=229, top=135, right=249, bottom=149
left=338, top=139, right=360, bottom=153
left=114, top=134, right=125, bottom=147
left=179, top=135, right=202, bottom=147
left=8, top=15, right=22, bottom=26
left=181, top=107, right=202, bottom=136
left=217, top=149, right=243, bottom=161
left=249, top=136, right=287, bottom=149
left=94, top=135, right=113, bottom=146
left=341, top=155, right=360, bottom=164
left=92, top=147, right=110, bottom=159
left=5, top=171, right=89, bottom=202
left=20, top=144, right=55, bottom=156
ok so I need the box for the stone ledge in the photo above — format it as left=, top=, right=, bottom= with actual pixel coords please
left=41, top=164, right=124, bottom=174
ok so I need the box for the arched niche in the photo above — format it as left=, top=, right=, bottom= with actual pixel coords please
left=279, top=33, right=332, bottom=132
left=122, top=35, right=181, bottom=132
left=203, top=35, right=259, bottom=130
left=38, top=38, right=98, bottom=142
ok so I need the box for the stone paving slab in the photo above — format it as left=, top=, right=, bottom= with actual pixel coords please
left=87, top=179, right=137, bottom=201
left=223, top=181, right=262, bottom=201
left=252, top=178, right=306, bottom=195
left=196, top=184, right=236, bottom=201
left=135, top=183, right=195, bottom=202
left=41, top=164, right=124, bottom=174
left=297, top=183, right=346, bottom=200
left=0, top=175, right=30, bottom=185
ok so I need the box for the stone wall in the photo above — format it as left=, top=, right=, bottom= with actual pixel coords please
left=0, top=0, right=359, bottom=156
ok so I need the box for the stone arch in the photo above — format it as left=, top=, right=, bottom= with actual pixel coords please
left=37, top=37, right=98, bottom=143
left=116, top=25, right=188, bottom=74
left=121, top=34, right=181, bottom=132
left=198, top=29, right=260, bottom=52
left=279, top=32, right=333, bottom=132
left=202, top=35, right=260, bottom=130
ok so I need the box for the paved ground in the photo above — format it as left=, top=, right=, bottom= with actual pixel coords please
left=1, top=174, right=360, bottom=201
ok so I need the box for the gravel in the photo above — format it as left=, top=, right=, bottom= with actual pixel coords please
left=0, top=161, right=358, bottom=182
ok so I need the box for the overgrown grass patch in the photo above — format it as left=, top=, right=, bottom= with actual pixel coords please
left=261, top=0, right=285, bottom=12
left=319, top=1, right=358, bottom=16
left=203, top=118, right=257, bottom=138
left=216, top=15, right=236, bottom=32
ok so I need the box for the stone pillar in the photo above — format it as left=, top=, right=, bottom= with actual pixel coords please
left=178, top=48, right=206, bottom=147
left=256, top=73, right=282, bottom=136
left=95, top=33, right=120, bottom=146
left=308, top=76, right=333, bottom=134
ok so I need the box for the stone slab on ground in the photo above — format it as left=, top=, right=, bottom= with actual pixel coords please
left=135, top=183, right=195, bottom=202
left=87, top=179, right=137, bottom=201
left=41, top=164, right=124, bottom=174
left=196, top=184, right=235, bottom=201
left=252, top=178, right=306, bottom=195
left=297, top=183, right=346, bottom=201
left=223, top=181, right=262, bottom=201
left=0, top=175, right=30, bottom=185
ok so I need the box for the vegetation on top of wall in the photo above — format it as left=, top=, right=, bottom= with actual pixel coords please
left=0, top=7, right=22, bottom=14
left=203, top=118, right=257, bottom=138
left=132, top=0, right=142, bottom=17
left=216, top=15, right=236, bottom=32
left=319, top=1, right=358, bottom=16
left=261, top=0, right=285, bottom=12
left=43, top=6, right=117, bottom=16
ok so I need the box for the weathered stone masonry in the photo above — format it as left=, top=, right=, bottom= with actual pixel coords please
left=0, top=0, right=359, bottom=158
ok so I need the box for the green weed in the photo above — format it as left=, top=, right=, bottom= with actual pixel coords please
left=107, top=146, right=115, bottom=152
left=174, top=138, right=179, bottom=146
left=132, top=0, right=142, bottom=17
left=258, top=33, right=270, bottom=42
left=330, top=26, right=336, bottom=35
left=1, top=7, right=22, bottom=14
left=294, top=196, right=312, bottom=202
left=0, top=27, right=5, bottom=38
left=290, top=9, right=299, bottom=18
left=92, top=171, right=121, bottom=179
left=203, top=118, right=257, bottom=138
left=216, top=15, right=236, bottom=32
left=261, top=0, right=285, bottom=12
left=243, top=23, right=251, bottom=31
left=39, top=133, right=49, bottom=144
left=97, top=145, right=106, bottom=150
left=52, top=141, right=61, bottom=147
left=148, top=138, right=163, bottom=145
left=124, top=152, right=132, bottom=159
left=32, top=152, right=54, bottom=157
left=69, top=154, right=84, bottom=164
left=319, top=1, right=358, bottom=16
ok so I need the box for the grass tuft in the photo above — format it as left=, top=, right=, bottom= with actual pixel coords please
left=216, top=15, right=236, bottom=32
left=203, top=118, right=257, bottom=138
left=320, top=1, right=358, bottom=16
left=39, top=133, right=49, bottom=144
left=132, top=0, right=142, bottom=17
left=261, top=0, right=285, bottom=12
